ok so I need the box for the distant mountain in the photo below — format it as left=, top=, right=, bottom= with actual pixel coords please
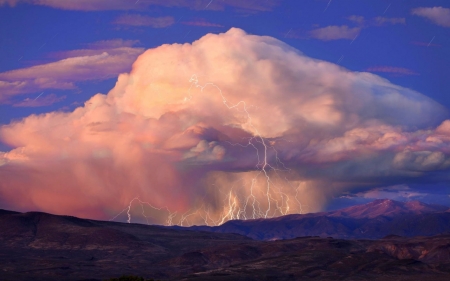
left=178, top=199, right=450, bottom=240
left=0, top=209, right=20, bottom=215
left=1, top=208, right=450, bottom=280
left=327, top=199, right=449, bottom=218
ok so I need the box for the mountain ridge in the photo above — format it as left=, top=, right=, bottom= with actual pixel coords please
left=1, top=199, right=450, bottom=280
left=175, top=199, right=450, bottom=240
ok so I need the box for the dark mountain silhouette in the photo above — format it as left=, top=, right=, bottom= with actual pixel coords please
left=178, top=199, right=450, bottom=240
left=0, top=200, right=450, bottom=280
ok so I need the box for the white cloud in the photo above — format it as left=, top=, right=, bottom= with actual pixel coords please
left=412, top=6, right=450, bottom=27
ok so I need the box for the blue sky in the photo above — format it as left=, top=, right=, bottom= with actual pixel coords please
left=0, top=0, right=449, bottom=223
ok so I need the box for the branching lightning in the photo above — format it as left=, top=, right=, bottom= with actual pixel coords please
left=111, top=75, right=307, bottom=226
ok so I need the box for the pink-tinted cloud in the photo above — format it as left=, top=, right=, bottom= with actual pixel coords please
left=13, top=93, right=66, bottom=107
left=0, top=0, right=279, bottom=12
left=411, top=41, right=442, bottom=47
left=310, top=25, right=361, bottom=41
left=113, top=14, right=175, bottom=28
left=412, top=6, right=450, bottom=27
left=0, top=80, right=74, bottom=101
left=181, top=19, right=224, bottom=28
left=50, top=39, right=142, bottom=59
left=366, top=66, right=419, bottom=76
left=87, top=39, right=141, bottom=49
left=0, top=41, right=144, bottom=102
left=1, top=28, right=449, bottom=225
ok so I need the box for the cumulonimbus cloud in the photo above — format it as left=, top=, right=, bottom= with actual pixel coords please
left=412, top=6, right=450, bottom=27
left=1, top=28, right=449, bottom=225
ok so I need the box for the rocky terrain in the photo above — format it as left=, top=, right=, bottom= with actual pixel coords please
left=180, top=199, right=450, bottom=240
left=0, top=200, right=449, bottom=280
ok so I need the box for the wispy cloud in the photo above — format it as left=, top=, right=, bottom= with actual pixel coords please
left=310, top=25, right=361, bottom=41
left=113, top=14, right=175, bottom=28
left=348, top=185, right=428, bottom=202
left=0, top=0, right=280, bottom=12
left=346, top=15, right=405, bottom=27
left=0, top=39, right=144, bottom=103
left=411, top=41, right=442, bottom=47
left=366, top=66, right=419, bottom=76
left=181, top=19, right=224, bottom=28
left=412, top=6, right=450, bottom=27
left=13, top=93, right=66, bottom=107
left=373, top=17, right=405, bottom=26
left=311, top=16, right=405, bottom=42
left=86, top=39, right=141, bottom=49
left=49, top=39, right=143, bottom=59
left=346, top=15, right=365, bottom=26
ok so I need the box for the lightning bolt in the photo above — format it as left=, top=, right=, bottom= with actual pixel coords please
left=110, top=197, right=176, bottom=225
left=188, top=74, right=283, bottom=219
left=111, top=75, right=306, bottom=226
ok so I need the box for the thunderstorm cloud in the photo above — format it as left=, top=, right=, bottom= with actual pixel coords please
left=1, top=28, right=449, bottom=225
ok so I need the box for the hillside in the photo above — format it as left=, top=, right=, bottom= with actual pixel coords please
left=181, top=199, right=450, bottom=240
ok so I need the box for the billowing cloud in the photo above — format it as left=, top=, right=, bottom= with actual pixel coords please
left=113, top=14, right=175, bottom=28
left=0, top=40, right=144, bottom=102
left=412, top=6, right=450, bottom=27
left=1, top=28, right=450, bottom=226
left=310, top=25, right=360, bottom=41
left=0, top=0, right=279, bottom=12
